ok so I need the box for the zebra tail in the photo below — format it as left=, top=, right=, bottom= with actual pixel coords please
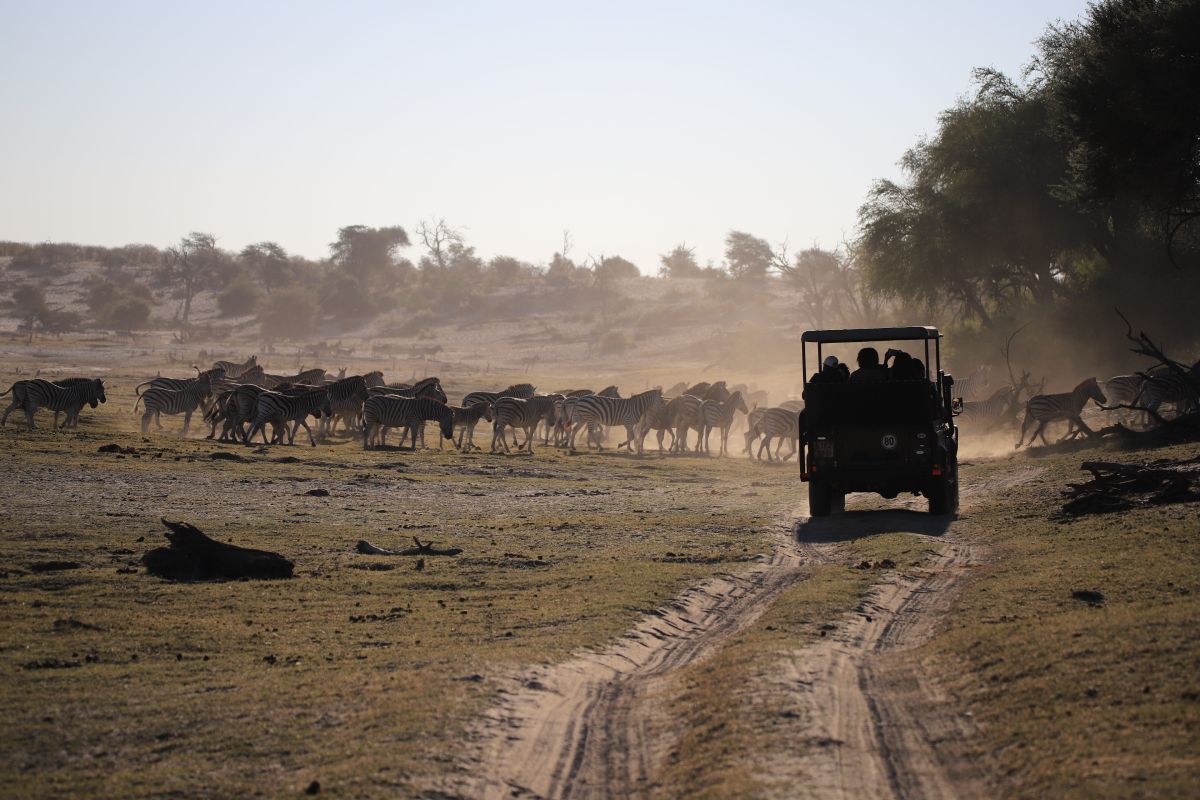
left=134, top=380, right=153, bottom=395
left=133, top=393, right=145, bottom=414
left=0, top=384, right=11, bottom=397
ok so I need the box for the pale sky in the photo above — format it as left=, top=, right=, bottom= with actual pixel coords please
left=0, top=0, right=1088, bottom=273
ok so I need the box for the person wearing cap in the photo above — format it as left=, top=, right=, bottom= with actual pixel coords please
left=810, top=355, right=848, bottom=384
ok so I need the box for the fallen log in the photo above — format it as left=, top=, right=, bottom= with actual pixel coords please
left=143, top=519, right=294, bottom=580
left=356, top=537, right=463, bottom=557
left=1059, top=458, right=1200, bottom=518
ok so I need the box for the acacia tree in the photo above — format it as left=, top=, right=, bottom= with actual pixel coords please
left=158, top=232, right=230, bottom=334
left=724, top=231, right=773, bottom=280
left=11, top=285, right=49, bottom=343
left=659, top=244, right=702, bottom=278
left=240, top=242, right=292, bottom=295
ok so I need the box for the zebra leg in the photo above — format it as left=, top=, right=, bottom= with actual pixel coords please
left=155, top=410, right=164, bottom=430
left=181, top=410, right=193, bottom=437
left=25, top=401, right=38, bottom=429
left=1034, top=421, right=1050, bottom=447
left=759, top=435, right=771, bottom=461
left=297, top=419, right=316, bottom=447
left=1015, top=409, right=1035, bottom=448
left=141, top=410, right=153, bottom=434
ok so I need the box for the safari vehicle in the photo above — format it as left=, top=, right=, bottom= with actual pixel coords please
left=799, top=326, right=960, bottom=516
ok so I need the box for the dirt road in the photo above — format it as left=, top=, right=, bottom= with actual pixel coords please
left=450, top=472, right=1036, bottom=799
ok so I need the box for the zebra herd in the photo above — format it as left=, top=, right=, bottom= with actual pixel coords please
left=953, top=360, right=1200, bottom=447
left=1, top=355, right=814, bottom=461
left=15, top=349, right=1192, bottom=455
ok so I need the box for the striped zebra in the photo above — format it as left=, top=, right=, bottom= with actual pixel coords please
left=367, top=378, right=448, bottom=445
left=777, top=399, right=804, bottom=412
left=135, top=368, right=226, bottom=429
left=135, top=377, right=215, bottom=436
left=1016, top=377, right=1107, bottom=448
left=666, top=394, right=704, bottom=453
left=491, top=395, right=561, bottom=454
left=135, top=367, right=225, bottom=396
left=699, top=391, right=749, bottom=456
left=361, top=395, right=454, bottom=450
left=952, top=364, right=992, bottom=402
left=568, top=389, right=663, bottom=455
left=257, top=368, right=329, bottom=389
left=1139, top=363, right=1200, bottom=421
left=960, top=385, right=1020, bottom=432
left=208, top=383, right=307, bottom=443
left=682, top=382, right=711, bottom=398
left=753, top=407, right=801, bottom=461
left=702, top=381, right=730, bottom=403
left=244, top=387, right=331, bottom=447
left=447, top=401, right=494, bottom=452
left=461, top=383, right=537, bottom=408
left=321, top=373, right=383, bottom=435
left=211, top=356, right=258, bottom=380
left=2, top=378, right=107, bottom=429
left=625, top=398, right=677, bottom=454
left=743, top=406, right=767, bottom=456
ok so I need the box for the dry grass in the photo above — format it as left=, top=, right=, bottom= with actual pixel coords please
left=0, top=389, right=802, bottom=798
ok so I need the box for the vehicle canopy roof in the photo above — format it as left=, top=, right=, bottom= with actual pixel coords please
left=802, top=326, right=940, bottom=344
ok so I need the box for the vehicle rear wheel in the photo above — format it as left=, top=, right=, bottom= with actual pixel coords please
left=831, top=491, right=846, bottom=514
left=809, top=480, right=832, bottom=517
left=928, top=473, right=955, bottom=515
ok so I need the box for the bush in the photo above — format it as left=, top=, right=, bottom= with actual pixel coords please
left=98, top=298, right=152, bottom=330
left=257, top=287, right=318, bottom=341
left=217, top=272, right=262, bottom=317
left=87, top=278, right=155, bottom=330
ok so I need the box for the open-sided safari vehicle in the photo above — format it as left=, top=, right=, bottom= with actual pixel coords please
left=800, top=326, right=960, bottom=516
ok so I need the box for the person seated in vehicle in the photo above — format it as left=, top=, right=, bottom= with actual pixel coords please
left=849, top=347, right=887, bottom=383
left=885, top=349, right=915, bottom=379
left=909, top=357, right=927, bottom=380
left=810, top=355, right=849, bottom=383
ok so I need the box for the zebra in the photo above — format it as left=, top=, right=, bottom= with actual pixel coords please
left=447, top=401, right=494, bottom=452
left=568, top=389, right=663, bottom=455
left=777, top=399, right=804, bottom=412
left=682, top=382, right=711, bottom=398
left=625, top=398, right=677, bottom=454
left=953, top=364, right=992, bottom=402
left=960, top=385, right=1020, bottom=432
left=135, top=367, right=225, bottom=397
left=702, top=381, right=730, bottom=403
left=211, top=356, right=258, bottom=380
left=25, top=377, right=102, bottom=429
left=664, top=394, right=704, bottom=453
left=743, top=406, right=768, bottom=456
left=754, top=407, right=801, bottom=462
left=321, top=373, right=383, bottom=435
left=361, top=395, right=454, bottom=450
left=135, top=368, right=225, bottom=430
left=1, top=378, right=106, bottom=429
left=1016, top=377, right=1107, bottom=448
left=461, top=383, right=537, bottom=408
left=699, top=391, right=749, bottom=456
left=491, top=395, right=561, bottom=454
left=135, top=377, right=215, bottom=436
left=367, top=378, right=448, bottom=446
left=244, top=387, right=331, bottom=447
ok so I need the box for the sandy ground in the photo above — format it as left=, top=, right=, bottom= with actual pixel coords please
left=435, top=465, right=1043, bottom=799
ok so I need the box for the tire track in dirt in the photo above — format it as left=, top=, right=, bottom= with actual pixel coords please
left=449, top=539, right=809, bottom=799
left=448, top=466, right=1041, bottom=800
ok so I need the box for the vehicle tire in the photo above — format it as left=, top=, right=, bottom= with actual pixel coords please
left=831, top=491, right=846, bottom=514
left=809, top=480, right=832, bottom=517
left=928, top=475, right=952, bottom=515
